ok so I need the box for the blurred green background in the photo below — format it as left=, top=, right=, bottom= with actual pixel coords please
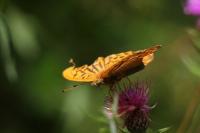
left=1, top=0, right=200, bottom=133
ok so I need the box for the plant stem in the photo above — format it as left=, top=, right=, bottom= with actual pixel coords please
left=176, top=88, right=200, bottom=133
left=109, top=93, right=118, bottom=133
left=109, top=117, right=117, bottom=133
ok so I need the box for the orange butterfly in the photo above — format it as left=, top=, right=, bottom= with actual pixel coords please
left=63, top=45, right=161, bottom=88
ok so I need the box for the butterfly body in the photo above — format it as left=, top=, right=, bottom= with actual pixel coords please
left=63, top=45, right=161, bottom=87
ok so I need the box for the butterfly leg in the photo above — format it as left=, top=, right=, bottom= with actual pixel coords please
left=126, top=77, right=132, bottom=87
left=116, top=82, right=122, bottom=92
left=108, top=83, right=118, bottom=96
left=108, top=84, right=114, bottom=96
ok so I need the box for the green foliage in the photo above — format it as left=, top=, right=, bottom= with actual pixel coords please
left=157, top=127, right=171, bottom=133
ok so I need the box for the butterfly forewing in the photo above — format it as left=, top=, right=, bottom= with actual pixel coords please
left=63, top=51, right=133, bottom=82
left=63, top=65, right=98, bottom=82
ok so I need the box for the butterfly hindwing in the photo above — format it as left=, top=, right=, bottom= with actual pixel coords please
left=121, top=45, right=159, bottom=74
left=99, top=45, right=161, bottom=81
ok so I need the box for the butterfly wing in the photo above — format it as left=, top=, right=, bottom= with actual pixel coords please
left=63, top=45, right=161, bottom=84
left=63, top=65, right=98, bottom=82
left=100, top=45, right=161, bottom=80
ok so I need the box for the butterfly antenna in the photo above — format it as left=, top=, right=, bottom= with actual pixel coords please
left=69, top=58, right=76, bottom=66
left=122, top=79, right=128, bottom=90
left=62, top=84, right=80, bottom=92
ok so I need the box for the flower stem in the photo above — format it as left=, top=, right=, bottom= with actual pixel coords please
left=109, top=117, right=117, bottom=133
left=109, top=93, right=118, bottom=133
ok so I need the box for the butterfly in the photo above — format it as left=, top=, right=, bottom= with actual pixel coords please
left=63, top=45, right=161, bottom=89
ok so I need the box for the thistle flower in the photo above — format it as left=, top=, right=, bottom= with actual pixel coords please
left=184, top=0, right=200, bottom=29
left=104, top=82, right=152, bottom=133
left=184, top=0, right=200, bottom=16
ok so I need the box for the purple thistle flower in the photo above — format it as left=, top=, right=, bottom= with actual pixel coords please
left=184, top=0, right=200, bottom=16
left=104, top=82, right=152, bottom=133
left=184, top=0, right=200, bottom=29
left=118, top=84, right=149, bottom=115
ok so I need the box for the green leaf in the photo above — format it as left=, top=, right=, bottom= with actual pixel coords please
left=157, top=127, right=171, bottom=133
left=181, top=55, right=200, bottom=78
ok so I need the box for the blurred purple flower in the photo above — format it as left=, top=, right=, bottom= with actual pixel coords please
left=184, top=0, right=200, bottom=16
left=104, top=82, right=152, bottom=133
left=184, top=0, right=200, bottom=29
